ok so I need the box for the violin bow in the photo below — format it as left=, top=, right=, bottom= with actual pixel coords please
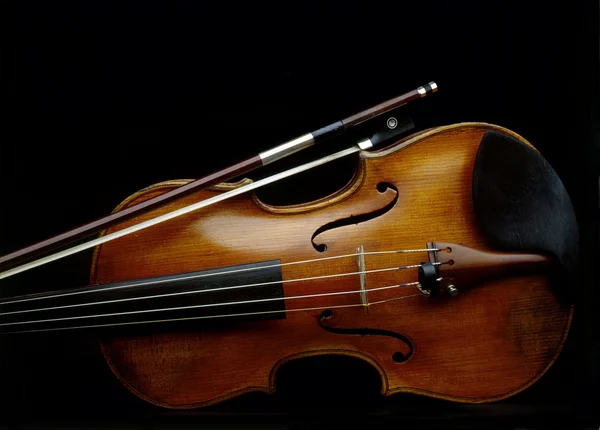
left=0, top=82, right=438, bottom=280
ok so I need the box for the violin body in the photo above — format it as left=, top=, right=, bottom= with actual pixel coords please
left=91, top=123, right=573, bottom=408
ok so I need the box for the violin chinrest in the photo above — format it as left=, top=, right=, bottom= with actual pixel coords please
left=472, top=130, right=579, bottom=301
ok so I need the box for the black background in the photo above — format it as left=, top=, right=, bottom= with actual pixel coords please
left=0, top=1, right=598, bottom=428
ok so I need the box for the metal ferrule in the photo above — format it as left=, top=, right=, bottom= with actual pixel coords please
left=357, top=138, right=373, bottom=150
left=259, top=133, right=315, bottom=166
left=417, top=81, right=438, bottom=97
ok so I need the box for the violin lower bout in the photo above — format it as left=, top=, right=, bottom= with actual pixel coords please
left=99, top=272, right=570, bottom=408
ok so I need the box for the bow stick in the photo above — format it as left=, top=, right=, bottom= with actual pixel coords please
left=0, top=82, right=437, bottom=279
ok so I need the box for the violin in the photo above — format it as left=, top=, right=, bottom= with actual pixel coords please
left=0, top=85, right=578, bottom=409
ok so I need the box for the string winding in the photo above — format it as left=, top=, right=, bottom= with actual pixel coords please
left=0, top=281, right=424, bottom=328
left=0, top=247, right=444, bottom=334
left=3, top=293, right=426, bottom=335
left=0, top=248, right=442, bottom=305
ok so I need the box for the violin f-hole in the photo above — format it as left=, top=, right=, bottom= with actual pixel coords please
left=311, top=182, right=399, bottom=252
left=319, top=309, right=413, bottom=363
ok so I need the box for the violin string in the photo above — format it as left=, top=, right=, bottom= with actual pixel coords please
left=0, top=247, right=443, bottom=305
left=0, top=280, right=426, bottom=328
left=0, top=262, right=444, bottom=317
left=1, top=291, right=426, bottom=334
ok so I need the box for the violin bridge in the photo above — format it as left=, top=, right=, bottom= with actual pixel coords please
left=356, top=245, right=369, bottom=313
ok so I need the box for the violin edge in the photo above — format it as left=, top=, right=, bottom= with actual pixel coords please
left=103, top=123, right=533, bottom=221
left=92, top=122, right=573, bottom=409
left=98, top=306, right=573, bottom=410
left=363, top=121, right=537, bottom=159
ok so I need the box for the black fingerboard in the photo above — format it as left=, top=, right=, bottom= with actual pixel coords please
left=0, top=260, right=285, bottom=334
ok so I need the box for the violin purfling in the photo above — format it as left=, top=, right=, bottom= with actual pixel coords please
left=0, top=122, right=578, bottom=408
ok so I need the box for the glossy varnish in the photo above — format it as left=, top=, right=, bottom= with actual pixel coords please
left=91, top=123, right=573, bottom=408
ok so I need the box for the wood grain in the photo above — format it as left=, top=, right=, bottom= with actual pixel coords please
left=91, top=123, right=573, bottom=408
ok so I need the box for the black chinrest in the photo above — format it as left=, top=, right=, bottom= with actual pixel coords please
left=472, top=130, right=579, bottom=302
